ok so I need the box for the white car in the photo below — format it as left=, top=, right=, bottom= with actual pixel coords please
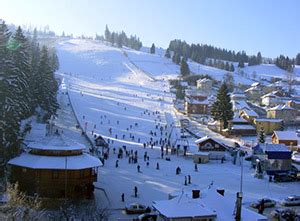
left=281, top=195, right=300, bottom=207
left=125, top=203, right=151, bottom=214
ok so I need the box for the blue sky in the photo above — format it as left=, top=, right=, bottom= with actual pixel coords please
left=0, top=0, right=300, bottom=58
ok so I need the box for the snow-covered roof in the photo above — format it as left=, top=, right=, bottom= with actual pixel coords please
left=241, top=109, right=259, bottom=117
left=197, top=78, right=212, bottom=83
left=262, top=143, right=290, bottom=152
left=27, top=135, right=86, bottom=151
left=231, top=125, right=256, bottom=130
left=231, top=93, right=246, bottom=100
left=153, top=188, right=267, bottom=221
left=153, top=193, right=216, bottom=219
left=255, top=118, right=283, bottom=123
left=273, top=131, right=298, bottom=141
left=185, top=89, right=207, bottom=97
left=268, top=104, right=295, bottom=111
left=261, top=91, right=278, bottom=99
left=185, top=97, right=209, bottom=105
left=8, top=152, right=102, bottom=169
left=194, top=136, right=224, bottom=146
left=231, top=115, right=248, bottom=123
left=251, top=82, right=260, bottom=87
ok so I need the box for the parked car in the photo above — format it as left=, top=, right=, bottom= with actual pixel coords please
left=280, top=195, right=300, bottom=207
left=270, top=208, right=299, bottom=220
left=250, top=198, right=276, bottom=208
left=125, top=203, right=151, bottom=214
left=274, top=172, right=295, bottom=182
left=135, top=212, right=158, bottom=221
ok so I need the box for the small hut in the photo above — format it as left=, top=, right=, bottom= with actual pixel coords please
left=8, top=136, right=102, bottom=199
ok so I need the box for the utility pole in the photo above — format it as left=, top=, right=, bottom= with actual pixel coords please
left=65, top=156, right=68, bottom=200
left=235, top=150, right=244, bottom=221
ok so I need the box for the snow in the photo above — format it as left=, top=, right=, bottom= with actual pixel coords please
left=273, top=131, right=298, bottom=141
left=54, top=38, right=300, bottom=218
left=153, top=187, right=267, bottom=221
left=27, top=135, right=86, bottom=151
left=242, top=64, right=300, bottom=81
left=231, top=125, right=256, bottom=130
left=261, top=143, right=291, bottom=152
left=8, top=152, right=102, bottom=170
left=269, top=104, right=295, bottom=111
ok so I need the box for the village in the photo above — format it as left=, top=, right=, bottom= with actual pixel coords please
left=0, top=37, right=299, bottom=221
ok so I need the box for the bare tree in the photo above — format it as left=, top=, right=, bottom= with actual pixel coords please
left=285, top=71, right=295, bottom=94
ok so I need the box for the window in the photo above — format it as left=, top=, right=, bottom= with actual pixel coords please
left=80, top=170, right=85, bottom=178
left=52, top=170, right=59, bottom=179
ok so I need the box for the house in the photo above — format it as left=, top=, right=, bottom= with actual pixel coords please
left=253, top=118, right=283, bottom=135
left=272, top=131, right=298, bottom=147
left=153, top=188, right=267, bottom=221
left=195, top=136, right=227, bottom=159
left=192, top=152, right=210, bottom=164
left=184, top=89, right=209, bottom=115
left=8, top=136, right=102, bottom=198
left=252, top=143, right=292, bottom=175
left=267, top=104, right=298, bottom=124
left=239, top=108, right=259, bottom=123
left=196, top=78, right=212, bottom=92
left=286, top=100, right=300, bottom=115
left=229, top=115, right=256, bottom=136
left=261, top=92, right=279, bottom=107
left=185, top=97, right=209, bottom=115
left=231, top=92, right=247, bottom=101
left=244, top=82, right=262, bottom=95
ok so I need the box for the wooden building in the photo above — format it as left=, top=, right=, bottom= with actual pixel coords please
left=194, top=136, right=227, bottom=160
left=253, top=118, right=283, bottom=135
left=8, top=136, right=102, bottom=199
left=272, top=131, right=298, bottom=147
left=185, top=97, right=209, bottom=115
left=267, top=104, right=298, bottom=124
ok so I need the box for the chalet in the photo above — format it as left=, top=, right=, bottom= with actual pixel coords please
left=8, top=136, right=102, bottom=199
left=229, top=115, right=256, bottom=136
left=261, top=92, right=279, bottom=107
left=153, top=188, right=267, bottom=221
left=272, top=131, right=298, bottom=147
left=286, top=100, right=300, bottom=115
left=267, top=104, right=298, bottom=124
left=252, top=143, right=292, bottom=175
left=240, top=108, right=259, bottom=123
left=244, top=82, right=262, bottom=95
left=231, top=92, right=247, bottom=101
left=185, top=89, right=207, bottom=101
left=185, top=97, right=209, bottom=115
left=196, top=78, right=213, bottom=92
left=195, top=136, right=227, bottom=159
left=253, top=118, right=283, bottom=135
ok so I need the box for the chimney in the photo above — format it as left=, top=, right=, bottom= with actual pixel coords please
left=217, top=189, right=225, bottom=196
left=192, top=190, right=200, bottom=199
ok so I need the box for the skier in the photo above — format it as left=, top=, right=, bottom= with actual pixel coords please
left=188, top=175, right=191, bottom=184
left=121, top=193, right=125, bottom=202
left=137, top=164, right=141, bottom=173
left=156, top=162, right=159, bottom=170
left=134, top=186, right=138, bottom=197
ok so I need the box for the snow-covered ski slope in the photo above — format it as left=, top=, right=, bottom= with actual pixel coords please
left=57, top=39, right=177, bottom=147
left=56, top=39, right=299, bottom=213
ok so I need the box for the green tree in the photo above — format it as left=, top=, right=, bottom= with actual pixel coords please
left=258, top=127, right=265, bottom=144
left=180, top=58, right=190, bottom=77
left=238, top=60, right=245, bottom=68
left=165, top=48, right=171, bottom=58
left=295, top=53, right=300, bottom=65
left=150, top=43, right=155, bottom=54
left=229, top=63, right=235, bottom=72
left=104, top=25, right=110, bottom=41
left=211, top=83, right=234, bottom=129
left=257, top=52, right=262, bottom=64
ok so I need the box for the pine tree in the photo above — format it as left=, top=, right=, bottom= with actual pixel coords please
left=238, top=60, right=245, bottom=68
left=258, top=127, right=265, bottom=144
left=225, top=62, right=230, bottom=71
left=180, top=58, right=190, bottom=77
left=295, top=53, right=300, bottom=65
left=104, top=25, right=111, bottom=41
left=165, top=48, right=171, bottom=58
left=257, top=52, right=262, bottom=64
left=150, top=43, right=155, bottom=54
left=229, top=63, right=235, bottom=72
left=10, top=26, right=32, bottom=118
left=211, top=83, right=234, bottom=129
